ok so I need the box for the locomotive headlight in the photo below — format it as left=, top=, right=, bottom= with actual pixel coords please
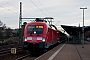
left=34, top=31, right=36, bottom=34
left=25, top=38, right=27, bottom=41
left=42, top=38, right=45, bottom=42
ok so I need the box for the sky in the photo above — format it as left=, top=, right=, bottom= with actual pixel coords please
left=0, top=0, right=90, bottom=29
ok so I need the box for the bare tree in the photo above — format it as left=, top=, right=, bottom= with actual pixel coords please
left=2, top=23, right=6, bottom=29
left=0, top=20, right=3, bottom=26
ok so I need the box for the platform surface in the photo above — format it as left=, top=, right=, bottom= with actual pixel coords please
left=35, top=41, right=90, bottom=60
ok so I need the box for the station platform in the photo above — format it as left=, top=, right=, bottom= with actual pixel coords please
left=35, top=41, right=90, bottom=60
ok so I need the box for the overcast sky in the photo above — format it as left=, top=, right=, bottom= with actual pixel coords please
left=0, top=0, right=90, bottom=29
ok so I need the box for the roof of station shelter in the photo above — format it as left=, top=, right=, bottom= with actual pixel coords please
left=61, top=25, right=90, bottom=35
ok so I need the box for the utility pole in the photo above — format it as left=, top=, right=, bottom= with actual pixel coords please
left=19, top=2, right=22, bottom=30
left=80, top=7, right=87, bottom=48
left=19, top=2, right=22, bottom=44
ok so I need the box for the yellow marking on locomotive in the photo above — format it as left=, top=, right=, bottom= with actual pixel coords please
left=36, top=26, right=39, bottom=28
left=39, top=26, right=43, bottom=28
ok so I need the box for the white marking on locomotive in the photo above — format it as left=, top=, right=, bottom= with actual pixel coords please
left=26, top=37, right=43, bottom=40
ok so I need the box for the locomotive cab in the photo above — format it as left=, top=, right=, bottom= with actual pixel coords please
left=23, top=21, right=49, bottom=50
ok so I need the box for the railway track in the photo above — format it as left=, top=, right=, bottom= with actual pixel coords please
left=15, top=43, right=61, bottom=60
left=16, top=54, right=30, bottom=60
left=0, top=44, right=22, bottom=48
left=0, top=47, right=22, bottom=54
left=0, top=44, right=42, bottom=60
left=0, top=50, right=28, bottom=60
left=0, top=44, right=27, bottom=60
left=0, top=43, right=63, bottom=60
left=15, top=54, right=37, bottom=60
left=0, top=45, right=22, bottom=56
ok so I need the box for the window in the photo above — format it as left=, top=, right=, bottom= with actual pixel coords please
left=28, top=26, right=43, bottom=34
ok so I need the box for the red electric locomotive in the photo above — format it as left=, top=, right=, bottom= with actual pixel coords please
left=23, top=18, right=60, bottom=53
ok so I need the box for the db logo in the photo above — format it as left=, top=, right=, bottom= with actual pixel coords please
left=32, top=37, right=37, bottom=42
left=32, top=37, right=36, bottom=40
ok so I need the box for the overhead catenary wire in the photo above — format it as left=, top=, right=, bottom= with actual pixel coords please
left=2, top=0, right=51, bottom=18
left=29, top=0, right=48, bottom=16
left=37, top=0, right=52, bottom=16
left=3, top=0, right=34, bottom=17
left=22, top=3, right=39, bottom=17
left=0, top=0, right=48, bottom=29
left=0, top=0, right=28, bottom=21
left=2, top=0, right=19, bottom=15
left=0, top=0, right=18, bottom=26
left=0, top=5, right=18, bottom=21
left=0, top=5, right=18, bottom=15
left=3, top=0, right=18, bottom=9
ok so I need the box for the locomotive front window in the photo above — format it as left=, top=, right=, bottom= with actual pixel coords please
left=28, top=26, right=43, bottom=34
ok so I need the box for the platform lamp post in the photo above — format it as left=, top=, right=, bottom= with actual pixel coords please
left=80, top=7, right=87, bottom=48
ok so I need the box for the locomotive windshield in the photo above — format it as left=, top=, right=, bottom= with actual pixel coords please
left=28, top=26, right=43, bottom=34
